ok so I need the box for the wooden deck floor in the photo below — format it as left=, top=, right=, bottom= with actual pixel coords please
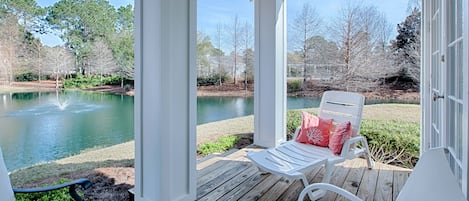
left=197, top=147, right=412, bottom=201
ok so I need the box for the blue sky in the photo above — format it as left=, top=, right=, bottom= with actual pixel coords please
left=35, top=0, right=411, bottom=48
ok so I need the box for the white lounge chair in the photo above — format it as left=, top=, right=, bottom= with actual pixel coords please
left=298, top=147, right=466, bottom=201
left=247, top=91, right=373, bottom=200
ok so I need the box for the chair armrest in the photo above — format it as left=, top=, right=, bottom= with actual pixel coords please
left=339, top=136, right=365, bottom=158
left=298, top=183, right=362, bottom=201
left=292, top=126, right=301, bottom=141
left=13, top=178, right=91, bottom=201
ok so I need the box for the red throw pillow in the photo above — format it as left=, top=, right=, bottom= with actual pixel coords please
left=296, top=112, right=333, bottom=147
left=329, top=121, right=352, bottom=155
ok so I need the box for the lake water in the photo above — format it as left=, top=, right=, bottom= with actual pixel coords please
left=0, top=91, right=417, bottom=171
left=197, top=96, right=320, bottom=124
left=0, top=91, right=134, bottom=171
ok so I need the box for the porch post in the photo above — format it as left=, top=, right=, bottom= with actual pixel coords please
left=420, top=0, right=431, bottom=152
left=254, top=0, right=287, bottom=148
left=134, top=0, right=197, bottom=200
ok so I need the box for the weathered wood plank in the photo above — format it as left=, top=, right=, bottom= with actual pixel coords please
left=197, top=160, right=238, bottom=185
left=392, top=170, right=410, bottom=201
left=216, top=170, right=270, bottom=201
left=356, top=162, right=380, bottom=201
left=238, top=174, right=283, bottom=200
left=197, top=155, right=224, bottom=170
left=197, top=149, right=240, bottom=168
left=198, top=149, right=249, bottom=179
left=277, top=166, right=323, bottom=201
left=257, top=177, right=292, bottom=201
left=335, top=159, right=366, bottom=201
left=319, top=161, right=352, bottom=201
left=197, top=161, right=252, bottom=198
left=198, top=165, right=258, bottom=201
left=374, top=163, right=394, bottom=201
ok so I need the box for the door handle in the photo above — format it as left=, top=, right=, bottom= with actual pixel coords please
left=433, top=92, right=444, bottom=101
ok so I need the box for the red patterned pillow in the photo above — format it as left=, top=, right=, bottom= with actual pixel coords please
left=329, top=121, right=352, bottom=155
left=296, top=112, right=333, bottom=147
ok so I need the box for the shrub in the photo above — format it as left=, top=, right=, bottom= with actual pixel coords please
left=360, top=120, right=420, bottom=168
left=287, top=80, right=302, bottom=92
left=14, top=72, right=48, bottom=82
left=63, top=75, right=125, bottom=89
left=285, top=110, right=420, bottom=168
left=197, top=136, right=240, bottom=156
left=101, top=76, right=118, bottom=85
left=286, top=110, right=303, bottom=139
left=197, top=73, right=228, bottom=86
left=15, top=178, right=83, bottom=201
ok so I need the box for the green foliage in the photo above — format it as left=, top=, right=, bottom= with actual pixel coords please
left=15, top=178, right=81, bottom=201
left=14, top=72, right=47, bottom=82
left=286, top=110, right=302, bottom=139
left=197, top=73, right=228, bottom=86
left=287, top=80, right=302, bottom=92
left=197, top=136, right=240, bottom=156
left=63, top=75, right=124, bottom=89
left=360, top=120, right=420, bottom=168
left=285, top=110, right=420, bottom=168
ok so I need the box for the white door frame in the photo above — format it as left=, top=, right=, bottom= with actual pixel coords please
left=422, top=0, right=469, bottom=197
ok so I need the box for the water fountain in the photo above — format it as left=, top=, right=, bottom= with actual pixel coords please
left=0, top=90, right=134, bottom=171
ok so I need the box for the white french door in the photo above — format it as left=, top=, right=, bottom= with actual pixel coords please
left=424, top=0, right=468, bottom=197
left=429, top=0, right=443, bottom=148
left=445, top=0, right=465, bottom=191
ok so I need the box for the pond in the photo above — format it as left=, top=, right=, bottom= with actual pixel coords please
left=0, top=91, right=134, bottom=171
left=0, top=91, right=418, bottom=171
left=197, top=96, right=321, bottom=124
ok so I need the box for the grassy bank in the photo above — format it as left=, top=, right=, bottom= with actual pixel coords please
left=10, top=104, right=420, bottom=186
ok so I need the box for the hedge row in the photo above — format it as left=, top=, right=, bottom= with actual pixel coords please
left=286, top=110, right=420, bottom=168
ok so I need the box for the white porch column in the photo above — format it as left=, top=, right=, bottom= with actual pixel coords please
left=254, top=0, right=287, bottom=148
left=134, top=0, right=197, bottom=201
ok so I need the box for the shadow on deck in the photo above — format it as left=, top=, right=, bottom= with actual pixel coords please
left=197, top=147, right=412, bottom=201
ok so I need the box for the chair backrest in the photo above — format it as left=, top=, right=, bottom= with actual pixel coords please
left=0, top=147, right=15, bottom=201
left=318, top=91, right=364, bottom=135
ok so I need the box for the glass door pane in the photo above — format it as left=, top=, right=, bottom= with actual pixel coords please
left=430, top=0, right=442, bottom=148
left=446, top=0, right=464, bottom=185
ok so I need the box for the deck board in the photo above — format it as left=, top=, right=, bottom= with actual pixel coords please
left=197, top=148, right=412, bottom=201
left=374, top=163, right=394, bottom=201
left=392, top=170, right=410, bottom=201
left=277, top=166, right=323, bottom=201
left=336, top=159, right=366, bottom=201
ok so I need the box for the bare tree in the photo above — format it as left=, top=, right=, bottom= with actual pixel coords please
left=290, top=3, right=322, bottom=90
left=89, top=39, right=118, bottom=85
left=329, top=1, right=395, bottom=90
left=43, top=46, right=74, bottom=88
left=0, top=13, right=20, bottom=84
left=197, top=31, right=213, bottom=77
left=215, top=23, right=223, bottom=86
left=226, top=15, right=242, bottom=85
left=242, top=21, right=253, bottom=89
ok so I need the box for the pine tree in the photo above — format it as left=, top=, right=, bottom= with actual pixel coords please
left=391, top=8, right=421, bottom=90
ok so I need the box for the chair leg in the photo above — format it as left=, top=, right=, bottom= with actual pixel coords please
left=299, top=167, right=330, bottom=201
left=361, top=140, right=375, bottom=169
left=321, top=161, right=333, bottom=184
left=300, top=175, right=325, bottom=201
